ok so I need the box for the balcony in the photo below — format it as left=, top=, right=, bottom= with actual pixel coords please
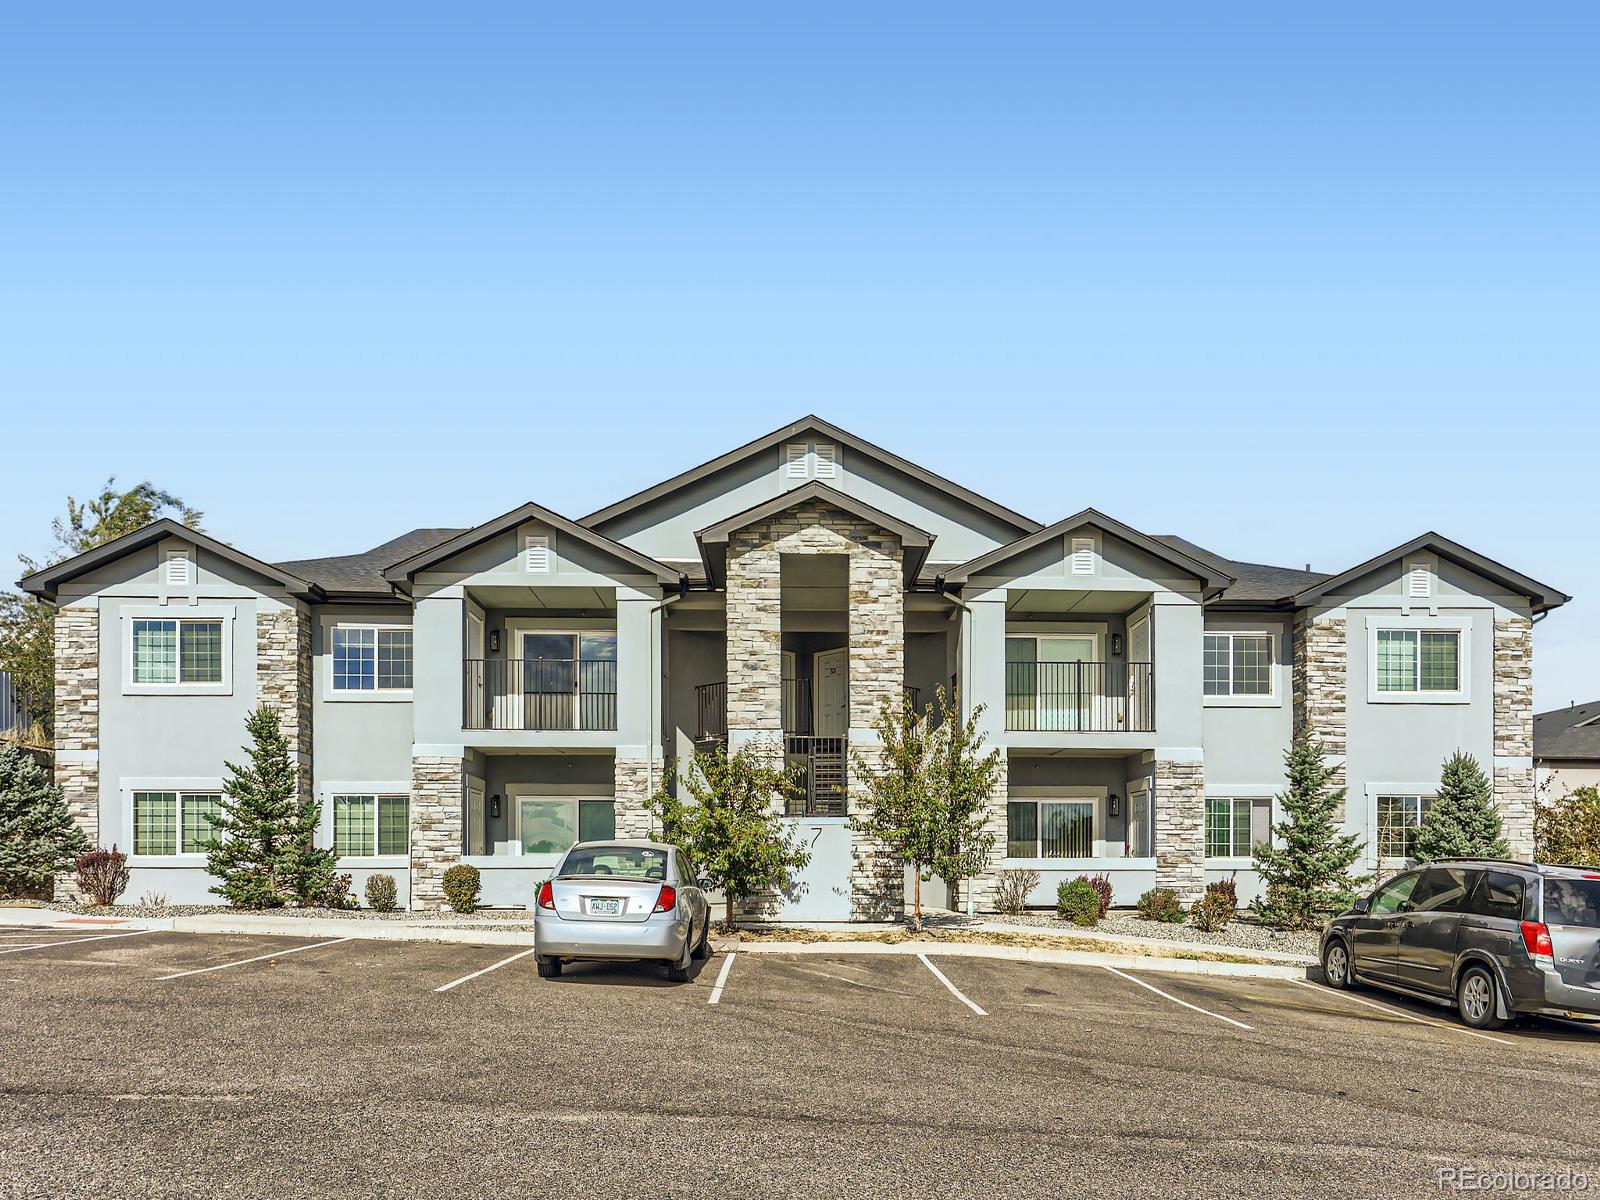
left=1004, top=660, right=1153, bottom=733
left=694, top=678, right=813, bottom=741
left=463, top=658, right=617, bottom=732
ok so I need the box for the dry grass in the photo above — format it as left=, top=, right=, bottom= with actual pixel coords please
left=730, top=924, right=1281, bottom=965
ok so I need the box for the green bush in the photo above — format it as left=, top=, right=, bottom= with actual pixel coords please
left=1077, top=872, right=1113, bottom=918
left=1056, top=879, right=1102, bottom=927
left=442, top=864, right=481, bottom=913
left=364, top=873, right=399, bottom=912
left=1206, top=877, right=1238, bottom=909
left=1190, top=890, right=1234, bottom=932
left=318, top=872, right=356, bottom=910
left=1136, top=887, right=1184, bottom=923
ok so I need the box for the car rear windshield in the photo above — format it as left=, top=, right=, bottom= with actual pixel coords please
left=1543, top=879, right=1600, bottom=927
left=559, top=846, right=669, bottom=881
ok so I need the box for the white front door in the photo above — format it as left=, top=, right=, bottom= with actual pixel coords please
left=1127, top=615, right=1151, bottom=730
left=466, top=780, right=487, bottom=856
left=813, top=648, right=848, bottom=736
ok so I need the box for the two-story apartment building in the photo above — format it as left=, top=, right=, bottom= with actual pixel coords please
left=24, top=416, right=1568, bottom=915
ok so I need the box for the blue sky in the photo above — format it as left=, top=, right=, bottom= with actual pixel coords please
left=2, top=3, right=1595, bottom=705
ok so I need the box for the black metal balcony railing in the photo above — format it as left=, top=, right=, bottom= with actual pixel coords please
left=694, top=678, right=812, bottom=741
left=463, top=658, right=618, bottom=731
left=785, top=735, right=847, bottom=817
left=1004, top=661, right=1154, bottom=733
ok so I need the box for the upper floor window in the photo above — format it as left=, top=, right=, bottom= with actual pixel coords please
left=1202, top=632, right=1272, bottom=697
left=132, top=619, right=223, bottom=685
left=1375, top=629, right=1458, bottom=694
left=1377, top=794, right=1433, bottom=859
left=332, top=626, right=413, bottom=691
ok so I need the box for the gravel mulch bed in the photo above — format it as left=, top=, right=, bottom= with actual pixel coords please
left=1001, top=909, right=1320, bottom=958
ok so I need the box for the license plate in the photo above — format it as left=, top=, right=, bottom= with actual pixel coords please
left=588, top=897, right=622, bottom=916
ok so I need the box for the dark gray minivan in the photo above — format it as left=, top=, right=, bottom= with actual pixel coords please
left=1320, top=860, right=1600, bottom=1029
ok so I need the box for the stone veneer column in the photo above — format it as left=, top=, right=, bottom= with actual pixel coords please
left=1493, top=616, right=1536, bottom=860
left=255, top=606, right=313, bottom=803
left=410, top=756, right=464, bottom=910
left=1292, top=613, right=1348, bottom=813
left=966, top=752, right=1008, bottom=914
left=1154, top=759, right=1206, bottom=903
left=725, top=527, right=783, bottom=738
left=53, top=605, right=99, bottom=899
left=613, top=753, right=663, bottom=839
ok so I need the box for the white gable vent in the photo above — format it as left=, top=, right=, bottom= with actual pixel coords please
left=812, top=443, right=837, bottom=479
left=164, top=549, right=194, bottom=587
left=1070, top=536, right=1095, bottom=576
left=1405, top=559, right=1431, bottom=598
left=785, top=442, right=810, bottom=479
left=523, top=535, right=551, bottom=574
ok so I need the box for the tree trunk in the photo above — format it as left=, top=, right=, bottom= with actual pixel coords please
left=912, top=868, right=923, bottom=932
left=725, top=891, right=734, bottom=929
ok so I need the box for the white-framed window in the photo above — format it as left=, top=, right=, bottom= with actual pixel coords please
left=510, top=629, right=619, bottom=731
left=1203, top=632, right=1273, bottom=697
left=1205, top=797, right=1271, bottom=859
left=127, top=614, right=229, bottom=692
left=331, top=794, right=409, bottom=857
left=1375, top=628, right=1459, bottom=694
left=331, top=625, right=413, bottom=692
left=510, top=792, right=617, bottom=856
left=1004, top=632, right=1102, bottom=731
left=1377, top=794, right=1433, bottom=859
left=132, top=790, right=223, bottom=856
left=1006, top=796, right=1099, bottom=858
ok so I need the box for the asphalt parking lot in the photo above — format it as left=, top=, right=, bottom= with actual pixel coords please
left=2, top=924, right=1597, bottom=1199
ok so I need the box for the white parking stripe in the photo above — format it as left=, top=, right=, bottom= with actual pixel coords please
left=707, top=951, right=736, bottom=1005
left=433, top=947, right=539, bottom=993
left=159, top=937, right=352, bottom=980
left=1289, top=979, right=1515, bottom=1046
left=917, top=953, right=988, bottom=1016
left=1104, top=965, right=1254, bottom=1030
left=0, top=929, right=158, bottom=956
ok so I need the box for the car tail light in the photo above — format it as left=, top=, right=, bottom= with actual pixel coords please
left=654, top=884, right=677, bottom=913
left=1520, top=920, right=1554, bottom=959
left=537, top=880, right=555, bottom=910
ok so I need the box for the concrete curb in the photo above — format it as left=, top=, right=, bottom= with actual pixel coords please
left=736, top=939, right=1311, bottom=980
left=170, top=914, right=536, bottom=946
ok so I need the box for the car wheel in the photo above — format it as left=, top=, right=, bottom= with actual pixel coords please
left=1456, top=965, right=1506, bottom=1030
left=1322, top=939, right=1353, bottom=990
left=665, top=932, right=693, bottom=983
left=691, top=915, right=711, bottom=960
left=536, top=955, right=562, bottom=979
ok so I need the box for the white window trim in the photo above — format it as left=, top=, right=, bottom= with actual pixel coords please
left=1004, top=785, right=1107, bottom=863
left=1361, top=781, right=1439, bottom=869
left=1204, top=795, right=1271, bottom=865
left=1365, top=615, right=1471, bottom=704
left=120, top=777, right=226, bottom=862
left=320, top=781, right=411, bottom=863
left=122, top=606, right=235, bottom=696
left=322, top=618, right=414, bottom=702
left=1202, top=629, right=1280, bottom=708
left=505, top=785, right=613, bottom=861
left=1003, top=628, right=1107, bottom=731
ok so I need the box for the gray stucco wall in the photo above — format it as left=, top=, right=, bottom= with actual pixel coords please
left=1201, top=612, right=1293, bottom=788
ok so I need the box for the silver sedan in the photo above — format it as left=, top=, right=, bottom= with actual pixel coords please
left=533, top=840, right=712, bottom=982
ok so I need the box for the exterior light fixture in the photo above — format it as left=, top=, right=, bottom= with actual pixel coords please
left=1111, top=633, right=1124, bottom=656
left=489, top=629, right=501, bottom=653
left=1109, top=793, right=1121, bottom=817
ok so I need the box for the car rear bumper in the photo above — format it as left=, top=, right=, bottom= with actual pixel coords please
left=1517, top=969, right=1600, bottom=1018
left=533, top=910, right=689, bottom=962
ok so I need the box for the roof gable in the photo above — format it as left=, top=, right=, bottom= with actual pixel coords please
left=1292, top=533, right=1569, bottom=613
left=18, top=519, right=315, bottom=603
left=940, top=508, right=1234, bottom=592
left=581, top=415, right=1041, bottom=539
left=382, top=501, right=683, bottom=588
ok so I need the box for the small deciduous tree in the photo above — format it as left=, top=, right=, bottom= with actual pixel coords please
left=1536, top=784, right=1600, bottom=866
left=1252, top=732, right=1369, bottom=930
left=203, top=707, right=337, bottom=908
left=0, top=743, right=90, bottom=897
left=648, top=740, right=810, bottom=928
left=850, top=687, right=999, bottom=930
left=1414, top=751, right=1508, bottom=862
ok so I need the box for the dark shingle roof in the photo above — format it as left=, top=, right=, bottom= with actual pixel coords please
left=1151, top=535, right=1331, bottom=605
left=1535, top=702, right=1600, bottom=762
left=276, top=528, right=464, bottom=596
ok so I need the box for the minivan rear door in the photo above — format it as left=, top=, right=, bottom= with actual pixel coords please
left=1393, top=866, right=1479, bottom=995
left=1541, top=877, right=1600, bottom=991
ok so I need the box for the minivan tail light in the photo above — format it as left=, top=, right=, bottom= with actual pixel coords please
left=537, top=880, right=555, bottom=910
left=654, top=884, right=677, bottom=913
left=1520, top=920, right=1554, bottom=959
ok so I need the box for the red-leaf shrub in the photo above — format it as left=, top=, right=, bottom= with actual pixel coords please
left=74, top=847, right=130, bottom=907
left=1076, top=872, right=1113, bottom=918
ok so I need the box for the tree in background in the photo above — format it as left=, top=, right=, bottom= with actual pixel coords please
left=0, top=743, right=89, bottom=898
left=648, top=740, right=810, bottom=928
left=0, top=480, right=203, bottom=732
left=203, top=707, right=336, bottom=908
left=1536, top=784, right=1600, bottom=866
left=1252, top=732, right=1368, bottom=930
left=1413, top=751, right=1508, bottom=862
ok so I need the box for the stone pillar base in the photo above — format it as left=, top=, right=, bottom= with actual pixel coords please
left=966, top=752, right=1009, bottom=915
left=614, top=752, right=664, bottom=840
left=1155, top=758, right=1205, bottom=904
left=1495, top=763, right=1536, bottom=861
left=410, top=757, right=464, bottom=911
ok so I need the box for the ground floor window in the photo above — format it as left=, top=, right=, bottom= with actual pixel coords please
left=1007, top=799, right=1094, bottom=858
left=1205, top=798, right=1271, bottom=859
left=515, top=795, right=616, bottom=855
left=133, top=791, right=223, bottom=855
left=1377, top=794, right=1433, bottom=859
left=332, top=794, right=409, bottom=857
